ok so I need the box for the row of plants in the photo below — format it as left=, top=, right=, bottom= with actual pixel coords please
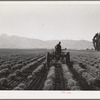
left=43, top=66, right=55, bottom=90
left=73, top=63, right=97, bottom=86
left=62, top=64, right=80, bottom=90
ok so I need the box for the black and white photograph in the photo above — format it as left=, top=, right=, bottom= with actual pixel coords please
left=0, top=1, right=100, bottom=92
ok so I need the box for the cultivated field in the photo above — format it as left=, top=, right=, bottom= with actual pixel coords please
left=0, top=49, right=100, bottom=90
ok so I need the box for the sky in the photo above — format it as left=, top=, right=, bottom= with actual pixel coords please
left=0, top=1, right=100, bottom=41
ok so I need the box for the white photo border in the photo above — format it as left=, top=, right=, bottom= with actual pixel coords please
left=0, top=1, right=100, bottom=99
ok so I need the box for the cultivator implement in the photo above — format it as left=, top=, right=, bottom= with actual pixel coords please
left=46, top=51, right=70, bottom=68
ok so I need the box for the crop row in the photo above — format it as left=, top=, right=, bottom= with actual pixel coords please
left=70, top=50, right=100, bottom=70
left=13, top=57, right=46, bottom=90
left=72, top=63, right=98, bottom=88
left=0, top=55, right=44, bottom=79
left=43, top=66, right=55, bottom=90
left=0, top=56, right=46, bottom=90
left=62, top=64, right=80, bottom=90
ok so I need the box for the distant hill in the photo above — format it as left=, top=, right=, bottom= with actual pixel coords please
left=47, top=40, right=93, bottom=50
left=0, top=34, right=49, bottom=49
left=0, top=34, right=93, bottom=49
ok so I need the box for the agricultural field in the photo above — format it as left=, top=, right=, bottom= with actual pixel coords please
left=0, top=49, right=100, bottom=90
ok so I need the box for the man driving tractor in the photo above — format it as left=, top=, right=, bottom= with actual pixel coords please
left=46, top=41, right=70, bottom=66
left=55, top=42, right=62, bottom=60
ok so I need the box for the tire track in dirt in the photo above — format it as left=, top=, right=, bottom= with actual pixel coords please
left=54, top=62, right=65, bottom=90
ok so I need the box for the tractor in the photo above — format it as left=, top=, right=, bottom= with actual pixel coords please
left=46, top=49, right=70, bottom=67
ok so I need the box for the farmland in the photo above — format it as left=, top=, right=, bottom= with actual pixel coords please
left=0, top=49, right=100, bottom=90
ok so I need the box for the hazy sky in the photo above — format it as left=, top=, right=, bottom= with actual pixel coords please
left=0, top=1, right=100, bottom=41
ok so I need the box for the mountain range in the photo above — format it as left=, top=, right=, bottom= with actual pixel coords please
left=0, top=34, right=93, bottom=49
